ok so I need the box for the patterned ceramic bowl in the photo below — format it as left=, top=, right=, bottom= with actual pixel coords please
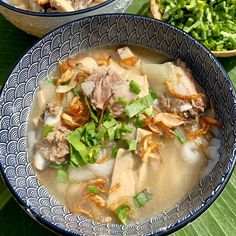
left=0, top=0, right=132, bottom=37
left=0, top=14, right=235, bottom=236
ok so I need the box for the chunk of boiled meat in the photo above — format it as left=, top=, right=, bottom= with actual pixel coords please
left=160, top=60, right=207, bottom=118
left=81, top=66, right=149, bottom=116
left=38, top=126, right=70, bottom=164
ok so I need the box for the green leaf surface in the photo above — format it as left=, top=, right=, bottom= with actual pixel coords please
left=0, top=1, right=236, bottom=235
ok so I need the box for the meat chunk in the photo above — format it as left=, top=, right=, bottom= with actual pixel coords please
left=38, top=126, right=70, bottom=164
left=160, top=60, right=207, bottom=119
left=160, top=93, right=201, bottom=119
left=81, top=66, right=149, bottom=116
left=46, top=101, right=62, bottom=116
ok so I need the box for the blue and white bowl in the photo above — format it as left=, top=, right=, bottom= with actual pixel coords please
left=0, top=0, right=132, bottom=37
left=0, top=14, right=235, bottom=235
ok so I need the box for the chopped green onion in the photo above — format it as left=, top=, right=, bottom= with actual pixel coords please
left=72, top=87, right=81, bottom=98
left=111, top=147, right=119, bottom=158
left=87, top=185, right=99, bottom=193
left=103, top=118, right=117, bottom=129
left=115, top=204, right=130, bottom=224
left=49, top=163, right=64, bottom=169
left=125, top=94, right=154, bottom=118
left=134, top=117, right=145, bottom=128
left=144, top=107, right=153, bottom=117
left=128, top=140, right=137, bottom=151
left=118, top=97, right=129, bottom=106
left=172, top=127, right=185, bottom=144
left=84, top=96, right=98, bottom=123
left=57, top=169, right=68, bottom=183
left=47, top=77, right=56, bottom=85
left=149, top=89, right=158, bottom=100
left=129, top=80, right=141, bottom=95
left=42, top=124, right=53, bottom=137
left=134, top=189, right=152, bottom=207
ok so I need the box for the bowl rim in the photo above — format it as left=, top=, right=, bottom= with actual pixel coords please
left=0, top=13, right=235, bottom=236
left=0, top=0, right=116, bottom=17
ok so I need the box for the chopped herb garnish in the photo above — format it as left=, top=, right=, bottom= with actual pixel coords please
left=87, top=185, right=99, bottom=193
left=149, top=89, right=158, bottom=100
left=172, top=127, right=186, bottom=144
left=84, top=96, right=98, bottom=123
left=144, top=107, right=154, bottom=117
left=72, top=87, right=81, bottom=98
left=118, top=97, right=129, bottom=106
left=134, top=117, right=145, bottom=128
left=124, top=94, right=154, bottom=118
left=111, top=147, right=119, bottom=158
left=42, top=124, right=53, bottom=137
left=115, top=204, right=130, bottom=224
left=134, top=189, right=152, bottom=207
left=47, top=77, right=56, bottom=85
left=57, top=168, right=68, bottom=183
left=129, top=80, right=141, bottom=95
left=128, top=140, right=137, bottom=151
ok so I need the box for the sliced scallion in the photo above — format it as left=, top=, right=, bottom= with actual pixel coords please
left=87, top=185, right=99, bottom=193
left=42, top=124, right=53, bottom=137
left=129, top=80, right=141, bottom=95
left=134, top=189, right=152, bottom=207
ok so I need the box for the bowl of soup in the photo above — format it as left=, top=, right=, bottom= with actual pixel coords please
left=0, top=0, right=132, bottom=37
left=0, top=14, right=235, bottom=235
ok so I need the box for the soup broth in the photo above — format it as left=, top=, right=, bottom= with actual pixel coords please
left=28, top=46, right=220, bottom=224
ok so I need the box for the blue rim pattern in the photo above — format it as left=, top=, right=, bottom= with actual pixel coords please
left=0, top=0, right=115, bottom=17
left=0, top=14, right=235, bottom=236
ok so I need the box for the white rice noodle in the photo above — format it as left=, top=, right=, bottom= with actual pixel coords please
left=87, top=148, right=115, bottom=177
left=69, top=166, right=96, bottom=182
left=202, top=138, right=220, bottom=178
left=181, top=140, right=201, bottom=164
left=87, top=159, right=115, bottom=177
left=34, top=151, right=49, bottom=171
left=44, top=108, right=62, bottom=126
left=141, top=62, right=176, bottom=94
left=31, top=82, right=56, bottom=127
left=77, top=57, right=98, bottom=73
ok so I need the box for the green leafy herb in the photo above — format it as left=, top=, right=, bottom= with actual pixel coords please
left=159, top=0, right=236, bottom=51
left=87, top=185, right=99, bottom=193
left=129, top=80, right=141, bottom=94
left=134, top=189, right=152, bottom=207
left=125, top=94, right=154, bottom=118
left=172, top=127, right=185, bottom=144
left=115, top=204, right=130, bottom=224
left=42, top=124, right=53, bottom=137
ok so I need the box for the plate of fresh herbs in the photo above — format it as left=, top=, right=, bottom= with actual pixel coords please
left=150, top=0, right=236, bottom=57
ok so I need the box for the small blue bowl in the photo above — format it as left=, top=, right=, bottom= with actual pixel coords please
left=0, top=14, right=235, bottom=235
